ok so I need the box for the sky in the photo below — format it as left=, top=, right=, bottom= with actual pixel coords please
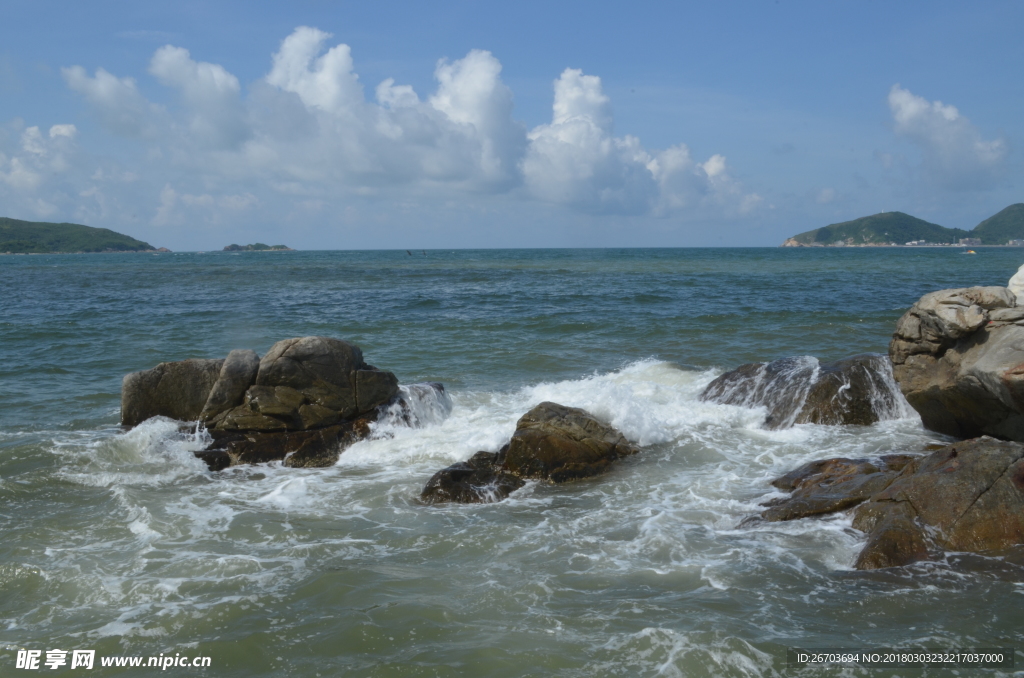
left=0, top=0, right=1021, bottom=250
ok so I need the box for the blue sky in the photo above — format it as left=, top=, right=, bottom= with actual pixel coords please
left=1, top=0, right=1021, bottom=250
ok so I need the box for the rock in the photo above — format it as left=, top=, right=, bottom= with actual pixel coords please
left=889, top=286, right=1024, bottom=440
left=122, top=359, right=224, bottom=427
left=759, top=455, right=913, bottom=522
left=1009, top=263, right=1024, bottom=306
left=203, top=418, right=373, bottom=468
left=200, top=349, right=260, bottom=422
left=420, top=450, right=525, bottom=504
left=421, top=402, right=639, bottom=504
left=122, top=336, right=408, bottom=470
left=753, top=439, right=1024, bottom=569
left=851, top=437, right=1024, bottom=569
left=503, top=402, right=640, bottom=482
left=700, top=354, right=908, bottom=429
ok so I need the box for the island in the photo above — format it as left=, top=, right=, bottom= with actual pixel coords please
left=223, top=243, right=293, bottom=251
left=782, top=203, right=1024, bottom=247
left=0, top=217, right=165, bottom=253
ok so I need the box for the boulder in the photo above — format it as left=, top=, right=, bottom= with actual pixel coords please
left=889, top=286, right=1024, bottom=440
left=421, top=402, right=639, bottom=504
left=504, top=402, right=640, bottom=482
left=122, top=359, right=224, bottom=427
left=700, top=354, right=907, bottom=429
left=121, top=337, right=406, bottom=470
left=852, top=437, right=1024, bottom=568
left=421, top=450, right=525, bottom=504
left=756, top=438, right=1024, bottom=569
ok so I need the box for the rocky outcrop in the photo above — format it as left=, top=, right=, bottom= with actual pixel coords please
left=122, top=359, right=224, bottom=427
left=852, top=437, right=1024, bottom=569
left=700, top=354, right=908, bottom=429
left=750, top=438, right=1024, bottom=569
left=757, top=454, right=916, bottom=522
left=121, top=337, right=402, bottom=469
left=889, top=286, right=1024, bottom=440
left=421, top=402, right=639, bottom=504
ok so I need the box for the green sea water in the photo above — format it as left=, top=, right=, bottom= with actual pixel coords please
left=2, top=247, right=1023, bottom=677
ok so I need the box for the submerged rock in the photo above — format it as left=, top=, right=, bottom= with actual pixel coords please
left=700, top=353, right=908, bottom=429
left=889, top=285, right=1024, bottom=441
left=121, top=336, right=406, bottom=469
left=421, top=402, right=639, bottom=504
left=754, top=438, right=1024, bottom=569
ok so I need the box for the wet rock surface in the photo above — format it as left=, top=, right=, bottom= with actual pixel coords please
left=700, top=353, right=908, bottom=429
left=759, top=455, right=915, bottom=522
left=889, top=286, right=1024, bottom=441
left=421, top=450, right=525, bottom=504
left=421, top=402, right=639, bottom=504
left=756, top=437, right=1024, bottom=569
left=121, top=337, right=404, bottom=469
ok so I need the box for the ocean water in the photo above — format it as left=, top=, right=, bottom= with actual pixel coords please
left=2, top=247, right=1023, bottom=677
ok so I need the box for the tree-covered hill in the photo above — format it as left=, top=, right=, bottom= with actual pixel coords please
left=0, top=217, right=156, bottom=253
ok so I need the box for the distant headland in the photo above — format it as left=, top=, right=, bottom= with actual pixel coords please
left=223, top=243, right=293, bottom=251
left=0, top=217, right=167, bottom=253
left=782, top=203, right=1024, bottom=247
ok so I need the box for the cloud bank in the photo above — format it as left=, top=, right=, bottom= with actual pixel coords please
left=1, top=26, right=758, bottom=233
left=888, top=84, right=1007, bottom=189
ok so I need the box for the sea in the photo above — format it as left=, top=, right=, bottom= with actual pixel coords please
left=2, top=247, right=1023, bottom=677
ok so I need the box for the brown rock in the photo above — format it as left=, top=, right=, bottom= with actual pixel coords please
left=200, top=418, right=373, bottom=469
left=852, top=437, right=1024, bottom=568
left=122, top=359, right=224, bottom=426
left=503, top=402, right=640, bottom=482
left=761, top=457, right=901, bottom=522
left=420, top=450, right=525, bottom=504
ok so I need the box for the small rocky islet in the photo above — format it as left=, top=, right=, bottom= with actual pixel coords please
left=120, top=269, right=1024, bottom=570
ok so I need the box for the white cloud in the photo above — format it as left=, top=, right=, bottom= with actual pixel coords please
left=61, top=66, right=163, bottom=137
left=888, top=84, right=1006, bottom=189
left=149, top=45, right=248, bottom=149
left=522, top=69, right=759, bottom=215
left=39, top=26, right=758, bottom=235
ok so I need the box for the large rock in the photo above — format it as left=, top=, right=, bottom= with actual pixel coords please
left=700, top=354, right=908, bottom=429
left=121, top=337, right=405, bottom=470
left=889, top=286, right=1024, bottom=440
left=122, top=359, right=224, bottom=427
left=753, top=438, right=1024, bottom=569
left=852, top=437, right=1024, bottom=568
left=421, top=402, right=639, bottom=504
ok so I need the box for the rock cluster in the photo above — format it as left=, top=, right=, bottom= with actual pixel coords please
left=752, top=438, right=1024, bottom=569
left=889, top=286, right=1024, bottom=440
left=122, top=337, right=400, bottom=468
left=421, top=401, right=639, bottom=504
left=700, top=353, right=906, bottom=429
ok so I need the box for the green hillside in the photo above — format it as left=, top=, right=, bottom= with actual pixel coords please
left=0, top=217, right=155, bottom=253
left=971, top=204, right=1024, bottom=245
left=786, top=212, right=969, bottom=246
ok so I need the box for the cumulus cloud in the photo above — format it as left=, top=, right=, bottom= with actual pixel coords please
left=522, top=69, right=759, bottom=215
left=61, top=66, right=164, bottom=137
left=888, top=84, right=1007, bottom=189
left=43, top=26, right=757, bottom=230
